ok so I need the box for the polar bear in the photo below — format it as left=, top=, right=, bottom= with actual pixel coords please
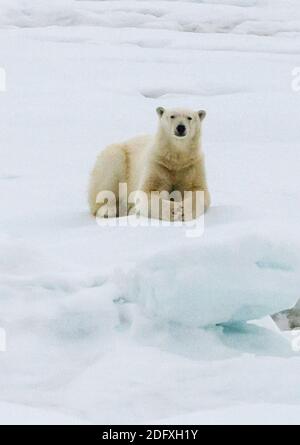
left=88, top=107, right=210, bottom=221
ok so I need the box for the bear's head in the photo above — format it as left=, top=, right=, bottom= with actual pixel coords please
left=156, top=107, right=206, bottom=143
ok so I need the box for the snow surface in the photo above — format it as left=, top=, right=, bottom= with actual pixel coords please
left=0, top=401, right=87, bottom=425
left=0, top=0, right=300, bottom=425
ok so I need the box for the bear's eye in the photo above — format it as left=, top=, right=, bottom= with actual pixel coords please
left=170, top=115, right=175, bottom=119
left=187, top=116, right=192, bottom=121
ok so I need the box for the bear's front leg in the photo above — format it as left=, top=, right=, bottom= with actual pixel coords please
left=161, top=199, right=184, bottom=221
left=137, top=170, right=173, bottom=220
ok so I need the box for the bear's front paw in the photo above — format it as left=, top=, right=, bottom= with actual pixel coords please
left=169, top=201, right=184, bottom=222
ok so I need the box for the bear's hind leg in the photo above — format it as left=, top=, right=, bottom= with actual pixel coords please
left=88, top=144, right=126, bottom=216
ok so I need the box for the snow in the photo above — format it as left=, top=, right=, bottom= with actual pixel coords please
left=115, top=226, right=300, bottom=327
left=157, top=403, right=300, bottom=425
left=2, top=1, right=300, bottom=38
left=0, top=0, right=300, bottom=425
left=0, top=402, right=87, bottom=425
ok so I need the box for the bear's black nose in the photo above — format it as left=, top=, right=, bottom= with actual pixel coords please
left=176, top=124, right=186, bottom=136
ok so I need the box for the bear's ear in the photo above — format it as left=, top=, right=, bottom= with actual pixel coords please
left=198, top=110, right=206, bottom=121
left=156, top=107, right=165, bottom=118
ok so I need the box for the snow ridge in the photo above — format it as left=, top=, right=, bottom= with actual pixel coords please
left=1, top=0, right=300, bottom=39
